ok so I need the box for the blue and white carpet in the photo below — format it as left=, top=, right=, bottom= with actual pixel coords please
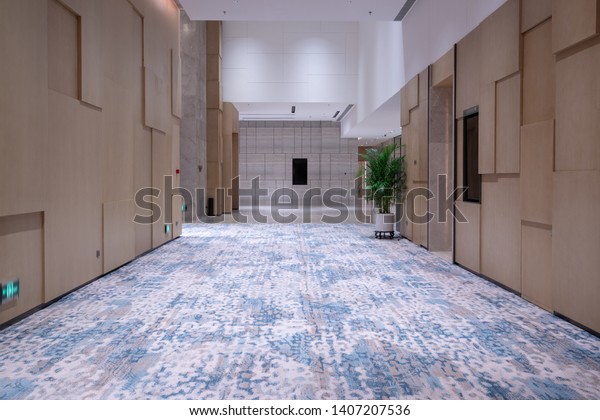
left=1, top=223, right=599, bottom=399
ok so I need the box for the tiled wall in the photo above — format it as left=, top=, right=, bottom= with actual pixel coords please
left=238, top=121, right=358, bottom=206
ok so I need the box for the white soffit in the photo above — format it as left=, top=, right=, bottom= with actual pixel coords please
left=180, top=0, right=408, bottom=22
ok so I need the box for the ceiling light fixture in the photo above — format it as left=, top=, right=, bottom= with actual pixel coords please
left=332, top=110, right=340, bottom=119
left=291, top=105, right=296, bottom=114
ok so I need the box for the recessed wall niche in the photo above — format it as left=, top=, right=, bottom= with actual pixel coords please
left=48, top=0, right=80, bottom=99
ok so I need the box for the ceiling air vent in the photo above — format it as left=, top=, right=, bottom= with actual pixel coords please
left=394, top=0, right=417, bottom=22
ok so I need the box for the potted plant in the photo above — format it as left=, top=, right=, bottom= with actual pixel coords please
left=358, top=143, right=407, bottom=238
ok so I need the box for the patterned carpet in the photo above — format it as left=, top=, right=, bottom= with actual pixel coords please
left=1, top=223, right=599, bottom=399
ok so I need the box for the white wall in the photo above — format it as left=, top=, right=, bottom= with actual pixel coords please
left=401, top=0, right=507, bottom=82
left=222, top=21, right=358, bottom=104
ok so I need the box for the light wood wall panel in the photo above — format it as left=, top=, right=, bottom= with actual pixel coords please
left=103, top=200, right=135, bottom=273
left=45, top=90, right=103, bottom=301
left=481, top=175, right=521, bottom=292
left=555, top=39, right=600, bottom=171
left=145, top=66, right=170, bottom=133
left=478, top=82, right=496, bottom=174
left=553, top=170, right=600, bottom=332
left=0, top=0, right=48, bottom=218
left=172, top=49, right=182, bottom=118
left=480, top=0, right=520, bottom=86
left=521, top=0, right=552, bottom=33
left=495, top=73, right=521, bottom=174
left=552, top=0, right=600, bottom=53
left=406, top=75, right=419, bottom=111
left=134, top=126, right=153, bottom=256
left=432, top=48, right=453, bottom=88
left=151, top=129, right=173, bottom=248
left=48, top=0, right=79, bottom=99
left=455, top=201, right=480, bottom=272
left=400, top=86, right=410, bottom=126
left=456, top=27, right=481, bottom=117
left=0, top=213, right=44, bottom=325
left=521, top=120, right=554, bottom=225
left=523, top=19, right=555, bottom=125
left=413, top=188, right=428, bottom=248
left=521, top=223, right=553, bottom=311
left=456, top=118, right=464, bottom=190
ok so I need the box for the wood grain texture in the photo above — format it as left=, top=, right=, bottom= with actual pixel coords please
left=432, top=48, right=453, bottom=88
left=523, top=19, right=555, bottom=125
left=521, top=0, right=552, bottom=33
left=407, top=75, right=419, bottom=111
left=455, top=201, right=480, bottom=272
left=495, top=73, right=521, bottom=174
left=481, top=175, right=522, bottom=292
left=552, top=0, right=599, bottom=53
left=400, top=85, right=410, bottom=126
left=0, top=212, right=44, bottom=325
left=520, top=120, right=554, bottom=225
left=553, top=170, right=600, bottom=333
left=521, top=223, right=553, bottom=311
left=48, top=0, right=79, bottom=99
left=480, top=0, right=520, bottom=85
left=103, top=200, right=135, bottom=273
left=479, top=82, right=496, bottom=174
left=456, top=26, right=481, bottom=117
left=0, top=0, right=48, bottom=218
left=555, top=39, right=600, bottom=171
left=151, top=129, right=173, bottom=248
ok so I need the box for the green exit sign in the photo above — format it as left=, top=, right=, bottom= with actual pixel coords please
left=1, top=279, right=20, bottom=305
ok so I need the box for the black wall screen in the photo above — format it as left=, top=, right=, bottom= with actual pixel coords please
left=463, top=113, right=481, bottom=202
left=292, top=158, right=308, bottom=185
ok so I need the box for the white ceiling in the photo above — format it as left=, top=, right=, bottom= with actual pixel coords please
left=180, top=0, right=408, bottom=22
left=235, top=102, right=350, bottom=121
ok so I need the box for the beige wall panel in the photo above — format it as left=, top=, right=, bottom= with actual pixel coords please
left=520, top=120, right=554, bottom=225
left=555, top=40, right=600, bottom=171
left=207, top=21, right=222, bottom=56
left=456, top=27, right=481, bottom=117
left=103, top=200, right=135, bottom=273
left=172, top=49, right=182, bottom=118
left=143, top=0, right=178, bottom=73
left=523, top=20, right=555, bottom=125
left=134, top=126, right=152, bottom=257
left=481, top=175, right=521, bottom=292
left=407, top=109, right=420, bottom=183
left=207, top=80, right=223, bottom=110
left=406, top=75, right=419, bottom=111
left=495, top=73, right=521, bottom=174
left=479, top=82, right=496, bottom=174
left=207, top=58, right=221, bottom=82
left=207, top=109, right=223, bottom=163
left=552, top=0, right=599, bottom=53
left=521, top=223, right=553, bottom=311
left=0, top=213, right=44, bottom=325
left=144, top=66, right=169, bottom=133
left=45, top=90, right=103, bottom=301
left=417, top=102, right=429, bottom=183
left=414, top=189, right=428, bottom=248
left=48, top=0, right=79, bottom=99
left=521, top=0, right=553, bottom=33
left=419, top=68, right=429, bottom=103
left=103, top=80, right=134, bottom=203
left=480, top=0, right=520, bottom=86
left=400, top=86, right=410, bottom=126
left=152, top=129, right=173, bottom=248
left=172, top=195, right=183, bottom=238
left=432, top=48, right=454, bottom=88
left=553, top=170, right=600, bottom=332
left=455, top=201, right=480, bottom=272
left=0, top=0, right=48, bottom=218
left=232, top=133, right=240, bottom=210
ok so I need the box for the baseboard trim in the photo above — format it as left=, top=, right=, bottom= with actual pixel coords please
left=554, top=312, right=600, bottom=339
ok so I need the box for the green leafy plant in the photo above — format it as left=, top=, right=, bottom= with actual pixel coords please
left=358, top=143, right=407, bottom=214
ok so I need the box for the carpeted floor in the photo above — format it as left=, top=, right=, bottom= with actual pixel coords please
left=1, top=223, right=599, bottom=399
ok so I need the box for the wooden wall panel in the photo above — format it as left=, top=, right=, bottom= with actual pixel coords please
left=520, top=121, right=554, bottom=225
left=151, top=129, right=173, bottom=248
left=418, top=104, right=429, bottom=183
left=456, top=27, right=481, bottom=117
left=495, top=73, right=521, bottom=174
left=400, top=86, right=410, bottom=126
left=207, top=21, right=222, bottom=56
left=145, top=66, right=170, bottom=133
left=103, top=200, right=135, bottom=273
left=479, top=82, right=496, bottom=174
left=455, top=201, right=480, bottom=272
left=523, top=20, right=555, bottom=125
left=432, top=48, right=453, bottom=88
left=481, top=175, right=521, bottom=292
left=172, top=49, right=182, bottom=118
left=552, top=0, right=600, bottom=53
left=413, top=190, right=428, bottom=248
left=521, top=0, right=552, bottom=33
left=555, top=40, right=600, bottom=171
left=48, top=0, right=79, bottom=99
left=521, top=223, right=553, bottom=311
left=45, top=90, right=103, bottom=301
left=172, top=195, right=183, bottom=238
left=406, top=75, right=419, bottom=111
left=0, top=0, right=48, bottom=218
left=419, top=68, right=429, bottom=103
left=0, top=213, right=44, bottom=325
left=407, top=108, right=420, bottom=183
left=134, top=126, right=153, bottom=256
left=456, top=118, right=464, bottom=189
left=480, top=0, right=520, bottom=86
left=553, top=171, right=600, bottom=333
